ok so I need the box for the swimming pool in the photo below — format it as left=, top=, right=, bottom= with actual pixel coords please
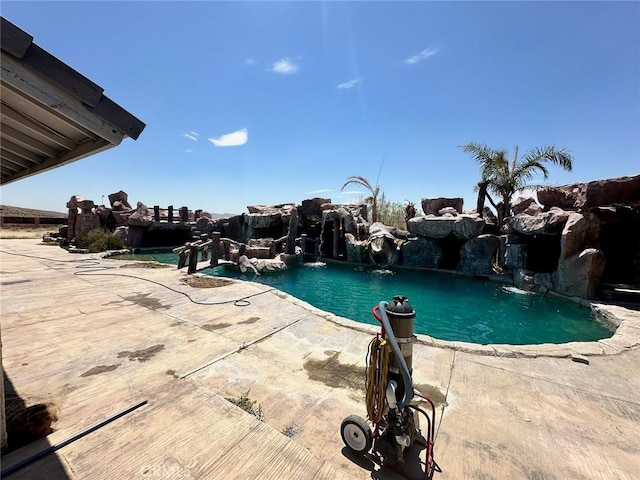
left=138, top=253, right=614, bottom=345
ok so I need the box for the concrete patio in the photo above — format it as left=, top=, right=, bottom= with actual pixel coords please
left=1, top=238, right=639, bottom=479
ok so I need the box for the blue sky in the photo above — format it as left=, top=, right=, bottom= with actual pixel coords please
left=1, top=1, right=639, bottom=215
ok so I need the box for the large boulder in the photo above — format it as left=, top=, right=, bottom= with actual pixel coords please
left=511, top=196, right=540, bottom=216
left=507, top=207, right=569, bottom=235
left=523, top=203, right=542, bottom=216
left=533, top=273, right=554, bottom=293
left=108, top=190, right=132, bottom=210
left=247, top=204, right=295, bottom=216
left=438, top=207, right=458, bottom=217
left=301, top=198, right=331, bottom=224
left=111, top=201, right=131, bottom=212
left=401, top=237, right=441, bottom=269
left=481, top=206, right=497, bottom=225
left=537, top=187, right=576, bottom=210
left=457, top=235, right=499, bottom=275
left=559, top=212, right=601, bottom=260
left=538, top=175, right=640, bottom=210
left=407, top=217, right=453, bottom=239
left=504, top=244, right=527, bottom=269
left=452, top=216, right=485, bottom=240
left=421, top=197, right=464, bottom=216
left=128, top=202, right=154, bottom=227
left=95, top=205, right=112, bottom=223
left=369, top=222, right=409, bottom=240
left=552, top=248, right=606, bottom=299
left=368, top=228, right=399, bottom=268
left=408, top=215, right=483, bottom=240
left=573, top=175, right=640, bottom=209
left=112, top=211, right=133, bottom=227
left=66, top=195, right=84, bottom=210
left=345, top=233, right=369, bottom=264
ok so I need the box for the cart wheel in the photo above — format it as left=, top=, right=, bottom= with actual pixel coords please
left=340, top=415, right=372, bottom=454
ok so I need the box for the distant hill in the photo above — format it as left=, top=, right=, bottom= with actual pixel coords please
left=0, top=205, right=68, bottom=218
left=0, top=205, right=238, bottom=220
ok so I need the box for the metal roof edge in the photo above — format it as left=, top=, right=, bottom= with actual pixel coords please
left=1, top=16, right=146, bottom=140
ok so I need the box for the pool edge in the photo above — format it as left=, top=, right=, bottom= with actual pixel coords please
left=247, top=280, right=640, bottom=358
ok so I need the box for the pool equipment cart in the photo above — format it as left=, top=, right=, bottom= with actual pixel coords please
left=340, top=296, right=441, bottom=479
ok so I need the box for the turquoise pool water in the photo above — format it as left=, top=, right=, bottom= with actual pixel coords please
left=142, top=253, right=614, bottom=345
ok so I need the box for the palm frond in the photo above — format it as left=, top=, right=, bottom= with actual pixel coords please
left=522, top=146, right=573, bottom=171
left=341, top=175, right=374, bottom=193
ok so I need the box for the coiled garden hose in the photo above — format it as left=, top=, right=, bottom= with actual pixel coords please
left=365, top=335, right=391, bottom=423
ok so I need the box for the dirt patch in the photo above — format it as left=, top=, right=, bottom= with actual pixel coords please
left=119, top=262, right=170, bottom=269
left=202, top=323, right=231, bottom=331
left=80, top=364, right=120, bottom=377
left=463, top=441, right=507, bottom=463
left=413, top=383, right=447, bottom=407
left=304, top=352, right=364, bottom=390
left=117, top=344, right=165, bottom=362
left=169, top=321, right=182, bottom=327
left=303, top=353, right=447, bottom=407
left=121, top=293, right=170, bottom=310
left=181, top=276, right=233, bottom=288
left=106, top=253, right=157, bottom=262
left=238, top=316, right=260, bottom=325
left=165, top=369, right=179, bottom=379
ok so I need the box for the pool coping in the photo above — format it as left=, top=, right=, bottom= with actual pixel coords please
left=231, top=278, right=640, bottom=359
left=103, top=251, right=640, bottom=359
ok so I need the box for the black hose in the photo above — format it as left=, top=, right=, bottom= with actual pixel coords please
left=377, top=301, right=414, bottom=409
left=0, top=250, right=274, bottom=307
left=1, top=400, right=148, bottom=477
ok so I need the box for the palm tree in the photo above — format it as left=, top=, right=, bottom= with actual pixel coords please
left=404, top=200, right=417, bottom=229
left=461, top=142, right=573, bottom=226
left=341, top=175, right=380, bottom=223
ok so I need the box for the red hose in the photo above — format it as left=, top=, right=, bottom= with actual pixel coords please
left=371, top=305, right=385, bottom=336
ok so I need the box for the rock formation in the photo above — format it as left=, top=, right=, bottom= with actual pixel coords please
left=457, top=235, right=500, bottom=275
left=421, top=197, right=463, bottom=215
left=537, top=175, right=640, bottom=210
left=58, top=173, right=638, bottom=300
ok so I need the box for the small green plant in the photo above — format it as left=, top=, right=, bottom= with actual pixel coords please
left=281, top=422, right=299, bottom=438
left=75, top=228, right=124, bottom=253
left=226, top=390, right=265, bottom=422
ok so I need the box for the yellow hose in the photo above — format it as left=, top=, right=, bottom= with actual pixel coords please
left=365, top=335, right=391, bottom=423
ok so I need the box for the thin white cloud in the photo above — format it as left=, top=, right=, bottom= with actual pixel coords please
left=208, top=128, right=248, bottom=147
left=245, top=58, right=255, bottom=65
left=337, top=190, right=364, bottom=196
left=336, top=78, right=363, bottom=90
left=305, top=189, right=332, bottom=194
left=271, top=58, right=299, bottom=74
left=184, top=149, right=193, bottom=153
left=183, top=133, right=198, bottom=141
left=405, top=48, right=438, bottom=65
